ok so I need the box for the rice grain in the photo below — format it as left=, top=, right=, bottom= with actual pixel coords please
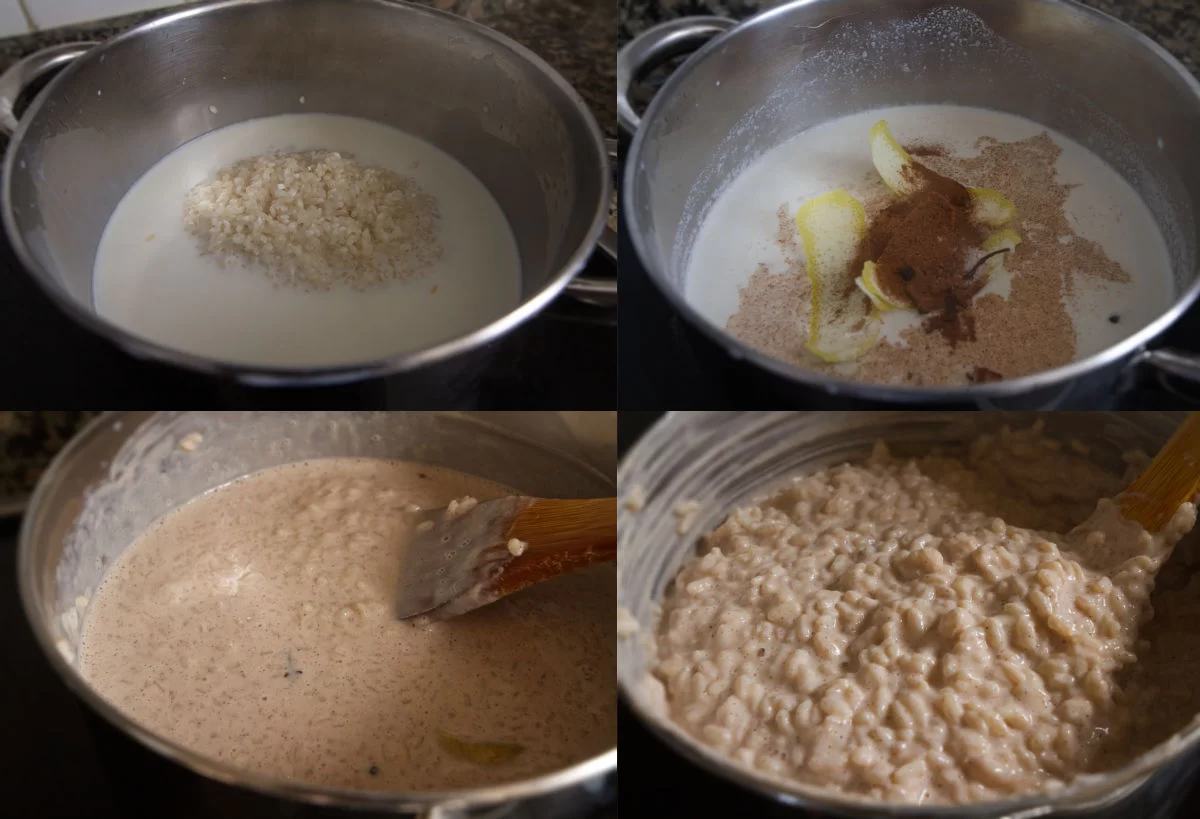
left=183, top=150, right=443, bottom=290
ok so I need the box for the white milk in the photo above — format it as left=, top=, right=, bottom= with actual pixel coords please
left=93, top=114, right=521, bottom=368
left=686, top=105, right=1174, bottom=363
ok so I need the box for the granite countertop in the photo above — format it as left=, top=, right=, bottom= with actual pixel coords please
left=0, top=0, right=615, bottom=139
left=618, top=0, right=1200, bottom=76
left=0, top=411, right=98, bottom=513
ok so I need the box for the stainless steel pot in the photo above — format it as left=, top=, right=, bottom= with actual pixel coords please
left=619, top=0, right=1200, bottom=408
left=618, top=411, right=1200, bottom=818
left=0, top=0, right=612, bottom=386
left=19, top=411, right=616, bottom=817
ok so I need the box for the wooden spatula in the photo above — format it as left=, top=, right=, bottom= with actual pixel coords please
left=395, top=496, right=616, bottom=620
left=1117, top=412, right=1200, bottom=533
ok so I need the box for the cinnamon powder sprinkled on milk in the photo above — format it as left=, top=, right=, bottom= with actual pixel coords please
left=728, top=133, right=1135, bottom=386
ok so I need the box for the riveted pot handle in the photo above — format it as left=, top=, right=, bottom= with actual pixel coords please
left=1134, top=347, right=1200, bottom=382
left=617, top=16, right=737, bottom=135
left=564, top=138, right=617, bottom=306
left=0, top=43, right=98, bottom=136
left=1127, top=347, right=1200, bottom=402
left=564, top=270, right=617, bottom=305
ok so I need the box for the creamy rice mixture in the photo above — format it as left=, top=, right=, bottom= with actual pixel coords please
left=80, top=458, right=616, bottom=791
left=654, top=423, right=1200, bottom=805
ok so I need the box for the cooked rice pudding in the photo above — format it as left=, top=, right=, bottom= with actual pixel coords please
left=654, top=423, right=1200, bottom=804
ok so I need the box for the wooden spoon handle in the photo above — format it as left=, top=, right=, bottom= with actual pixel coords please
left=494, top=497, right=616, bottom=598
left=1118, top=413, right=1200, bottom=532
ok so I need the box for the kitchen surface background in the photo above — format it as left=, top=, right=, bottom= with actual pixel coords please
left=0, top=0, right=530, bottom=34
left=0, top=0, right=260, bottom=34
left=0, top=411, right=97, bottom=514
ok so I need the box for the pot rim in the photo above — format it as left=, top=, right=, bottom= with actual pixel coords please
left=18, top=410, right=618, bottom=813
left=623, top=0, right=1200, bottom=404
left=616, top=409, right=1200, bottom=817
left=1, top=0, right=610, bottom=388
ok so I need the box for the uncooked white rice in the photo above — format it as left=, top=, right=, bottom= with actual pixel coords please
left=183, top=150, right=442, bottom=290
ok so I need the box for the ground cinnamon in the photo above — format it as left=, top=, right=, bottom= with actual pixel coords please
left=727, top=131, right=1128, bottom=387
left=858, top=160, right=986, bottom=344
left=908, top=143, right=949, bottom=158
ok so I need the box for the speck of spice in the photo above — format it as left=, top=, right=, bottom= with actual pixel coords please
left=283, top=649, right=303, bottom=679
left=1109, top=314, right=1121, bottom=324
left=368, top=765, right=380, bottom=776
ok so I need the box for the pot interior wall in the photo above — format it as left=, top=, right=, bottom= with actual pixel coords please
left=631, top=0, right=1199, bottom=299
left=8, top=0, right=600, bottom=307
left=27, top=411, right=613, bottom=661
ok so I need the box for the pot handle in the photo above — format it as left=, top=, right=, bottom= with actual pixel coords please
left=1127, top=346, right=1200, bottom=401
left=564, top=138, right=617, bottom=306
left=617, top=16, right=737, bottom=135
left=0, top=42, right=98, bottom=136
left=1133, top=347, right=1200, bottom=382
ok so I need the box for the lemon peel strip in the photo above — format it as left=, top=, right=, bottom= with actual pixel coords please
left=871, top=120, right=1016, bottom=227
left=856, top=261, right=909, bottom=312
left=796, top=189, right=881, bottom=362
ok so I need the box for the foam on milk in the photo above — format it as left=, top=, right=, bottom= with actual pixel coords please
left=93, top=114, right=521, bottom=367
left=686, top=105, right=1174, bottom=363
